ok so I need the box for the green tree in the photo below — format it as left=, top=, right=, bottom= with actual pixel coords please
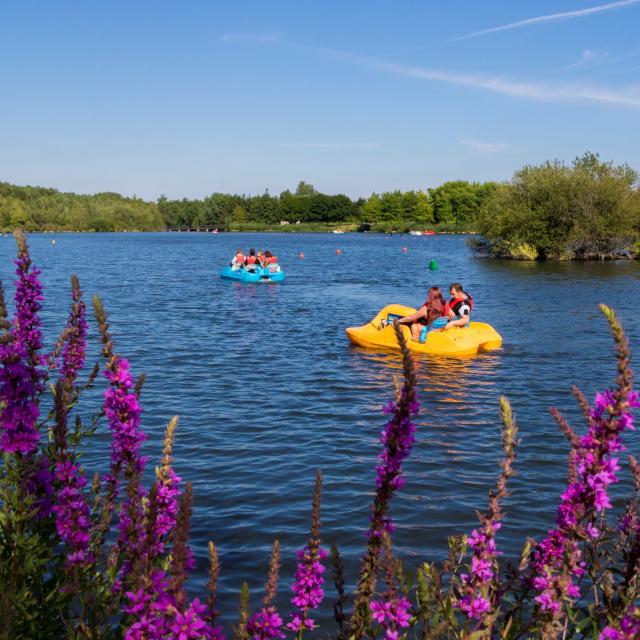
left=428, top=181, right=484, bottom=224
left=231, top=205, right=247, bottom=224
left=0, top=197, right=27, bottom=229
left=295, top=181, right=317, bottom=196
left=379, top=191, right=404, bottom=222
left=360, top=193, right=382, bottom=223
left=401, top=190, right=434, bottom=224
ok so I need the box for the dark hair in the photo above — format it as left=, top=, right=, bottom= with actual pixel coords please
left=264, top=251, right=272, bottom=258
left=249, top=248, right=256, bottom=256
left=449, top=282, right=464, bottom=293
left=425, top=286, right=447, bottom=325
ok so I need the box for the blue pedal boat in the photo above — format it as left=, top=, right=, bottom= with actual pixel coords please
left=220, top=266, right=285, bottom=283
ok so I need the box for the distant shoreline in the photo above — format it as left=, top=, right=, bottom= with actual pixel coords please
left=4, top=228, right=478, bottom=236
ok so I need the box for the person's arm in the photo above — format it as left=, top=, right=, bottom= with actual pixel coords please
left=397, top=306, right=427, bottom=324
left=443, top=313, right=470, bottom=330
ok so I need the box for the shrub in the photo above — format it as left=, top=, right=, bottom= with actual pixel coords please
left=475, top=153, right=640, bottom=260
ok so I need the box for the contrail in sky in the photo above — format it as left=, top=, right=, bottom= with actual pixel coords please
left=336, top=51, right=640, bottom=108
left=453, top=0, right=640, bottom=41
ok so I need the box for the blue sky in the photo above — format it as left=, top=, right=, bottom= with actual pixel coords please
left=1, top=0, right=639, bottom=199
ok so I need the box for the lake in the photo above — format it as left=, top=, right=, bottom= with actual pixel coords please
left=1, top=231, right=639, bottom=627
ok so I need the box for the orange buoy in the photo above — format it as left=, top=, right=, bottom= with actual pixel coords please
left=336, top=249, right=342, bottom=255
left=402, top=246, right=408, bottom=253
left=298, top=252, right=305, bottom=259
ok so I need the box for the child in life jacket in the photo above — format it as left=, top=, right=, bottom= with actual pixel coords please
left=396, top=286, right=448, bottom=340
left=245, top=248, right=259, bottom=271
left=443, top=282, right=473, bottom=330
left=257, top=249, right=266, bottom=265
left=230, top=248, right=245, bottom=270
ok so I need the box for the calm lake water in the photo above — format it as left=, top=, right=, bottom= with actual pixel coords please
left=1, top=232, right=639, bottom=626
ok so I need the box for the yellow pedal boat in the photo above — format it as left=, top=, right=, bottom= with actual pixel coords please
left=345, top=304, right=502, bottom=357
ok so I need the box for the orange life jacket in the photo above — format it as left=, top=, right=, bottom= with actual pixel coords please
left=246, top=255, right=257, bottom=265
left=266, top=255, right=277, bottom=265
left=235, top=253, right=245, bottom=264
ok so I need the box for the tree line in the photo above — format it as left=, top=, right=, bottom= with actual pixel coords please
left=0, top=179, right=497, bottom=232
left=3, top=153, right=639, bottom=260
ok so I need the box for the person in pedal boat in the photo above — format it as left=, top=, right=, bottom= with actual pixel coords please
left=443, top=282, right=473, bottom=330
left=244, top=248, right=259, bottom=271
left=396, top=286, right=448, bottom=340
left=262, top=251, right=278, bottom=268
left=231, top=248, right=245, bottom=269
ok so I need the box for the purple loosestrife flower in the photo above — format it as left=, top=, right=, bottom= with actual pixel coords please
left=454, top=397, right=517, bottom=627
left=370, top=389, right=419, bottom=534
left=103, top=356, right=146, bottom=475
left=154, top=467, right=180, bottom=549
left=0, top=233, right=45, bottom=455
left=370, top=598, right=412, bottom=640
left=0, top=349, right=39, bottom=454
left=350, top=324, right=418, bottom=637
left=0, top=347, right=40, bottom=454
left=25, top=453, right=55, bottom=518
left=247, top=539, right=285, bottom=640
left=48, top=276, right=93, bottom=572
left=369, top=535, right=412, bottom=640
left=120, top=420, right=182, bottom=594
left=123, top=569, right=225, bottom=640
left=600, top=606, right=640, bottom=639
left=12, top=231, right=45, bottom=383
left=168, top=599, right=208, bottom=640
left=101, top=351, right=148, bottom=587
left=531, top=388, right=638, bottom=616
left=247, top=609, right=286, bottom=640
left=287, top=546, right=328, bottom=633
left=51, top=458, right=94, bottom=569
left=288, top=470, right=326, bottom=636
left=110, top=375, right=145, bottom=571
left=153, top=417, right=181, bottom=556
left=531, top=306, right=638, bottom=623
left=456, top=526, right=499, bottom=621
left=60, top=274, right=88, bottom=392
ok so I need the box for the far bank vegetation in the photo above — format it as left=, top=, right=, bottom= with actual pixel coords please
left=471, top=153, right=640, bottom=260
left=2, top=154, right=639, bottom=261
left=0, top=180, right=495, bottom=234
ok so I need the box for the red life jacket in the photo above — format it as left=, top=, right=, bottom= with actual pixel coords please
left=246, top=255, right=257, bottom=265
left=449, top=292, right=473, bottom=316
left=235, top=253, right=245, bottom=264
left=266, top=255, right=277, bottom=264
